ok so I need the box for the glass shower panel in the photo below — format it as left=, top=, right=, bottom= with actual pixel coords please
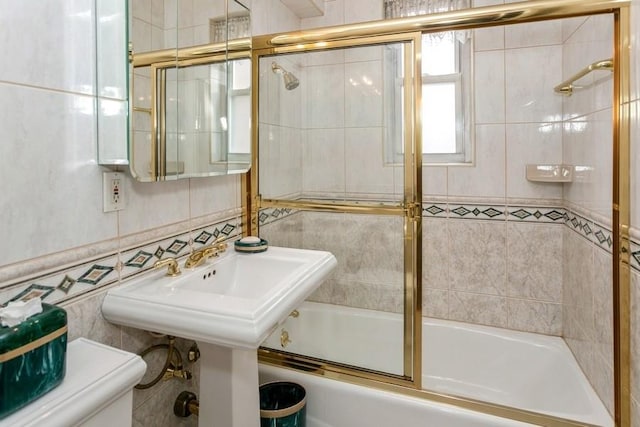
left=258, top=43, right=408, bottom=204
left=260, top=211, right=406, bottom=376
left=418, top=15, right=615, bottom=425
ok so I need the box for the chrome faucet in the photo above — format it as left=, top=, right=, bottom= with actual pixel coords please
left=184, top=238, right=228, bottom=269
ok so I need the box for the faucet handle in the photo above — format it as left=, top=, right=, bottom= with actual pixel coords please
left=154, top=257, right=181, bottom=276
left=212, top=235, right=228, bottom=252
left=184, top=237, right=228, bottom=269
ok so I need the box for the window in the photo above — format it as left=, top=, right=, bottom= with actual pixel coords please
left=384, top=32, right=472, bottom=164
left=421, top=32, right=472, bottom=163
left=228, top=58, right=251, bottom=158
left=207, top=58, right=251, bottom=164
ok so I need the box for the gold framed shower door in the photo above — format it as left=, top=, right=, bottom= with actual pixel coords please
left=251, top=31, right=424, bottom=385
left=242, top=0, right=632, bottom=426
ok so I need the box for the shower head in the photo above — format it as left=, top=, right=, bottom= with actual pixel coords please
left=271, top=61, right=300, bottom=90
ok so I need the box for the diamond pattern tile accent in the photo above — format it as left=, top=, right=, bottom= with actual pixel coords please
left=451, top=206, right=470, bottom=217
left=154, top=246, right=166, bottom=259
left=166, top=239, right=188, bottom=255
left=562, top=210, right=614, bottom=253
left=77, top=264, right=114, bottom=285
left=482, top=208, right=502, bottom=218
left=221, top=224, right=236, bottom=235
left=57, top=275, right=76, bottom=294
left=544, top=210, right=564, bottom=221
left=1, top=216, right=244, bottom=307
left=424, top=205, right=445, bottom=216
left=510, top=209, right=532, bottom=220
left=195, top=230, right=214, bottom=245
left=125, top=250, right=153, bottom=268
left=508, top=207, right=566, bottom=223
left=633, top=251, right=640, bottom=267
left=9, top=284, right=55, bottom=303
left=259, top=208, right=298, bottom=226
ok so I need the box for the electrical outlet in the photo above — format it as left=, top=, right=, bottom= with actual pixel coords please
left=103, top=172, right=126, bottom=212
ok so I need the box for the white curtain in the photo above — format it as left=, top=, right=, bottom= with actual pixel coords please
left=212, top=15, right=251, bottom=43
left=384, top=0, right=471, bottom=42
left=384, top=0, right=470, bottom=19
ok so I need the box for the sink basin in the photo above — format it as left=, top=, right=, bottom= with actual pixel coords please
left=102, top=246, right=337, bottom=349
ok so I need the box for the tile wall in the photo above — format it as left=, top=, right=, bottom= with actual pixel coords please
left=258, top=2, right=570, bottom=336
left=559, top=14, right=615, bottom=415
left=261, top=210, right=405, bottom=313
left=0, top=1, right=244, bottom=426
left=1, top=0, right=637, bottom=425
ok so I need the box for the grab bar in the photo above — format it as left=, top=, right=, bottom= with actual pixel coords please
left=554, top=58, right=613, bottom=96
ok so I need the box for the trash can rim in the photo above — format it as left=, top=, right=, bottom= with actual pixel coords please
left=259, top=381, right=307, bottom=419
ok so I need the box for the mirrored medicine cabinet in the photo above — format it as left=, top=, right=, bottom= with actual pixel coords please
left=98, top=0, right=252, bottom=182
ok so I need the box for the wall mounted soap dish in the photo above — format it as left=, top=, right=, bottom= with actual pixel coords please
left=525, top=164, right=573, bottom=183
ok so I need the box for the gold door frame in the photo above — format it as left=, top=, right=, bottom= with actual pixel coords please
left=251, top=31, right=424, bottom=385
left=242, top=0, right=631, bottom=425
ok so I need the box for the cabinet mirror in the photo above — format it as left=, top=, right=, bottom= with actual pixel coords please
left=129, top=0, right=251, bottom=181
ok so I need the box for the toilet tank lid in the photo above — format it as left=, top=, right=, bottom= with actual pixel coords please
left=0, top=337, right=147, bottom=427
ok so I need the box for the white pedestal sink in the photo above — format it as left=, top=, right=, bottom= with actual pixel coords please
left=102, top=246, right=337, bottom=427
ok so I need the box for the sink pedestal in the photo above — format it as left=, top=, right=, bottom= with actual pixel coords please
left=198, top=342, right=260, bottom=427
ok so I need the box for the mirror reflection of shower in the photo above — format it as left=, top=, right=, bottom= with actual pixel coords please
left=271, top=61, right=300, bottom=90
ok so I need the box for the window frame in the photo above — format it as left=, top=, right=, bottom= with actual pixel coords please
left=227, top=59, right=251, bottom=160
left=385, top=31, right=474, bottom=165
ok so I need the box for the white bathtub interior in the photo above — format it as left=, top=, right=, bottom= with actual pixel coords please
left=262, top=301, right=613, bottom=427
left=259, top=363, right=535, bottom=427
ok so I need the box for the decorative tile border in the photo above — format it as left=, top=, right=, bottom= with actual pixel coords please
left=565, top=210, right=594, bottom=240
left=258, top=202, right=614, bottom=257
left=0, top=253, right=119, bottom=308
left=259, top=207, right=297, bottom=226
left=448, top=204, right=507, bottom=220
left=420, top=202, right=612, bottom=252
left=630, top=238, right=640, bottom=273
left=119, top=216, right=241, bottom=281
left=1, top=216, right=242, bottom=307
left=564, top=209, right=615, bottom=254
left=119, top=231, right=192, bottom=281
left=506, top=206, right=566, bottom=223
left=422, top=203, right=564, bottom=224
left=591, top=221, right=614, bottom=253
left=422, top=203, right=447, bottom=218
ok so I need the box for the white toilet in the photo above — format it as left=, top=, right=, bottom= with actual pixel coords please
left=0, top=337, right=147, bottom=427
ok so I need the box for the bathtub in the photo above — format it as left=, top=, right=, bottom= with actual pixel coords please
left=261, top=301, right=613, bottom=427
left=259, top=363, right=535, bottom=427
